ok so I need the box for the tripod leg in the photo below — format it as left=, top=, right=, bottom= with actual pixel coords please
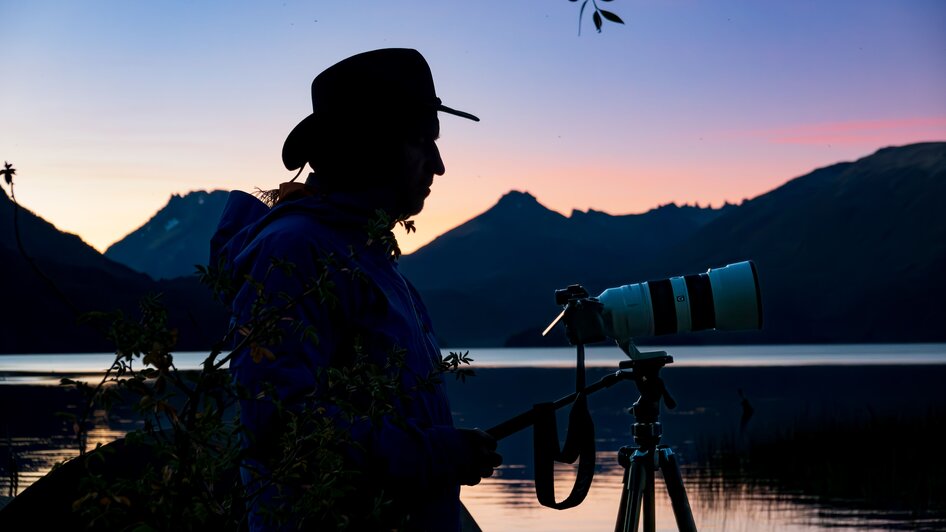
left=643, top=457, right=655, bottom=532
left=615, top=451, right=647, bottom=532
left=614, top=450, right=631, bottom=532
left=658, top=447, right=698, bottom=532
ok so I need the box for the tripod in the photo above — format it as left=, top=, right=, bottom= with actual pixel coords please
left=614, top=354, right=697, bottom=532
left=487, top=284, right=699, bottom=530
left=485, top=352, right=700, bottom=531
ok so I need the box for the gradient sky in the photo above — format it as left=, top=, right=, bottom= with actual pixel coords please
left=2, top=0, right=944, bottom=254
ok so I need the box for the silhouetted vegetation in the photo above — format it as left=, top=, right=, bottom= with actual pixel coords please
left=571, top=0, right=625, bottom=34
left=1, top=162, right=15, bottom=186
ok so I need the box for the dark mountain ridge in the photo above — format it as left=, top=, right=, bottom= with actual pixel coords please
left=400, top=191, right=733, bottom=345
left=0, top=188, right=229, bottom=354
left=400, top=142, right=946, bottom=347
left=405, top=190, right=733, bottom=292
left=0, top=188, right=146, bottom=284
left=105, top=190, right=230, bottom=280
left=647, top=142, right=946, bottom=345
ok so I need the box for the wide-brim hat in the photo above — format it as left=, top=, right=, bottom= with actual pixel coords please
left=282, top=48, right=479, bottom=171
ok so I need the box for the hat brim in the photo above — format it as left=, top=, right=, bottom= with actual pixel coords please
left=281, top=106, right=480, bottom=171
left=438, top=104, right=479, bottom=123
left=282, top=114, right=318, bottom=171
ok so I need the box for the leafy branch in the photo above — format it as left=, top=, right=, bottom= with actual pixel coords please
left=1, top=162, right=15, bottom=186
left=365, top=208, right=416, bottom=260
left=571, top=0, right=625, bottom=35
left=441, top=350, right=476, bottom=383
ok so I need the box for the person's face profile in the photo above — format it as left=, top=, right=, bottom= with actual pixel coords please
left=392, top=118, right=444, bottom=217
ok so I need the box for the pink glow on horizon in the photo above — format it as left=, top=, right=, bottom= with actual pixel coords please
left=759, top=117, right=946, bottom=145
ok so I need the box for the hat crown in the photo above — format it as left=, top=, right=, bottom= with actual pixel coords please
left=310, top=48, right=438, bottom=118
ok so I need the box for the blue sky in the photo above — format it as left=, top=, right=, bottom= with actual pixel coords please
left=2, top=0, right=944, bottom=252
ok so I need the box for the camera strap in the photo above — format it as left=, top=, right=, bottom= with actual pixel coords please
left=532, top=345, right=596, bottom=509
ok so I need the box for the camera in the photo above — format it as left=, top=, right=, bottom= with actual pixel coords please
left=551, top=261, right=763, bottom=359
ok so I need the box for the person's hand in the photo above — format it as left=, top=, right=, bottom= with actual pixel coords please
left=457, top=428, right=503, bottom=486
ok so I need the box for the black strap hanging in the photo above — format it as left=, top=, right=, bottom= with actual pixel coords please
left=532, top=343, right=597, bottom=509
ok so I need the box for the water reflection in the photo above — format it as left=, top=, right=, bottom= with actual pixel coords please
left=463, top=456, right=944, bottom=532
left=6, top=435, right=941, bottom=531
left=3, top=362, right=945, bottom=530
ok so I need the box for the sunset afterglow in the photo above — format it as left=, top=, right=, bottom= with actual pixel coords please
left=2, top=1, right=944, bottom=253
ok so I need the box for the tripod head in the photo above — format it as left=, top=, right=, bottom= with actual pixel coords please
left=619, top=356, right=677, bottom=411
left=618, top=355, right=678, bottom=450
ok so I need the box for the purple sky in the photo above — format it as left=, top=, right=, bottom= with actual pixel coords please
left=2, top=0, right=944, bottom=253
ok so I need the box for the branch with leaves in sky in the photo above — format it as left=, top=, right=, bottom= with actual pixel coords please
left=1, top=162, right=15, bottom=186
left=572, top=0, right=625, bottom=35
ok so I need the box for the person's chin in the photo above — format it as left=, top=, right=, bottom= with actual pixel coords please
left=392, top=198, right=425, bottom=219
left=407, top=199, right=425, bottom=217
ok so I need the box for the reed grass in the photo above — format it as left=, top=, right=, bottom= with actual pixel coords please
left=696, top=406, right=946, bottom=518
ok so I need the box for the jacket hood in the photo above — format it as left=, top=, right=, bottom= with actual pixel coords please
left=209, top=191, right=269, bottom=278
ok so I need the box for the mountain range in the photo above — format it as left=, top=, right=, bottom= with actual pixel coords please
left=402, top=142, right=946, bottom=347
left=0, top=190, right=229, bottom=353
left=1, top=142, right=943, bottom=353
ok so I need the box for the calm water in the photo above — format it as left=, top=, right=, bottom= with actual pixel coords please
left=1, top=343, right=945, bottom=380
left=2, top=344, right=945, bottom=530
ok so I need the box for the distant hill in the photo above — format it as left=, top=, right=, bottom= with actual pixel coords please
left=399, top=192, right=733, bottom=346
left=0, top=188, right=229, bottom=354
left=400, top=142, right=946, bottom=347
left=105, top=190, right=229, bottom=280
left=647, top=142, right=946, bottom=345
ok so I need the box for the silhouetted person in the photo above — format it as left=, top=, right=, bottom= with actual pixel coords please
left=210, top=49, right=500, bottom=531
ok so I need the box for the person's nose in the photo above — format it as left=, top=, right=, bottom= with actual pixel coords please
left=431, top=143, right=445, bottom=176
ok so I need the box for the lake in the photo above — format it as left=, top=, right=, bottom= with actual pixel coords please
left=2, top=344, right=945, bottom=530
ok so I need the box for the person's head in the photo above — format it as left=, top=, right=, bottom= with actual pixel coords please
left=281, top=48, right=478, bottom=217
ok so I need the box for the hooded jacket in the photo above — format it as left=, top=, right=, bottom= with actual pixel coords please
left=209, top=188, right=466, bottom=531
